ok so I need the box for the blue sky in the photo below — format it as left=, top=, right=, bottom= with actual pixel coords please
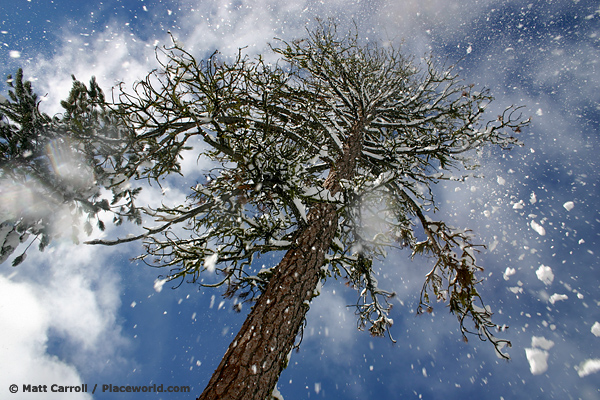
left=1, top=1, right=599, bottom=399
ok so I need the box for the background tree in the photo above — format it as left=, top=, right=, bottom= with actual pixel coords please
left=0, top=69, right=139, bottom=266
left=83, top=22, right=528, bottom=400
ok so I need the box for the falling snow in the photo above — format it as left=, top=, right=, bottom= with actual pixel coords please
left=153, top=278, right=167, bottom=293
left=525, top=348, right=550, bottom=375
left=525, top=336, right=555, bottom=375
left=548, top=294, right=568, bottom=305
left=592, top=322, right=600, bottom=338
left=535, top=265, right=554, bottom=286
left=503, top=267, right=516, bottom=281
left=204, top=253, right=218, bottom=273
left=576, top=359, right=600, bottom=378
left=530, top=220, right=546, bottom=236
left=2, top=1, right=599, bottom=399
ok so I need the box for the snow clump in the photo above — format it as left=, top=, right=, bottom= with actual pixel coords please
left=503, top=267, right=516, bottom=280
left=204, top=253, right=218, bottom=273
left=549, top=293, right=568, bottom=304
left=525, top=336, right=555, bottom=375
left=530, top=220, right=546, bottom=236
left=592, top=322, right=600, bottom=337
left=575, top=359, right=600, bottom=377
left=153, top=278, right=167, bottom=293
left=536, top=265, right=554, bottom=285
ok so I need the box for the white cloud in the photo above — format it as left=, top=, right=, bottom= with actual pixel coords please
left=0, top=279, right=91, bottom=398
left=376, top=0, right=496, bottom=55
left=174, top=0, right=309, bottom=57
left=30, top=25, right=159, bottom=116
left=305, top=287, right=357, bottom=357
left=303, top=286, right=369, bottom=398
left=178, top=138, right=214, bottom=178
left=24, top=0, right=312, bottom=116
left=0, top=243, right=128, bottom=397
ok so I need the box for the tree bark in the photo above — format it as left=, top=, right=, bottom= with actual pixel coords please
left=197, top=119, right=365, bottom=400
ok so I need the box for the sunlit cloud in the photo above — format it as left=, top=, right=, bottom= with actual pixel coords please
left=0, top=242, right=129, bottom=396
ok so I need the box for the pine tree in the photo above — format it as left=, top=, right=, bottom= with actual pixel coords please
left=84, top=22, right=528, bottom=399
left=2, top=22, right=529, bottom=400
left=0, top=69, right=139, bottom=266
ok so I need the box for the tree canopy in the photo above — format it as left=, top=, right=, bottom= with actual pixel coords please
left=1, top=21, right=529, bottom=399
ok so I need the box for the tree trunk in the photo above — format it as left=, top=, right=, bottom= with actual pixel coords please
left=197, top=119, right=365, bottom=400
